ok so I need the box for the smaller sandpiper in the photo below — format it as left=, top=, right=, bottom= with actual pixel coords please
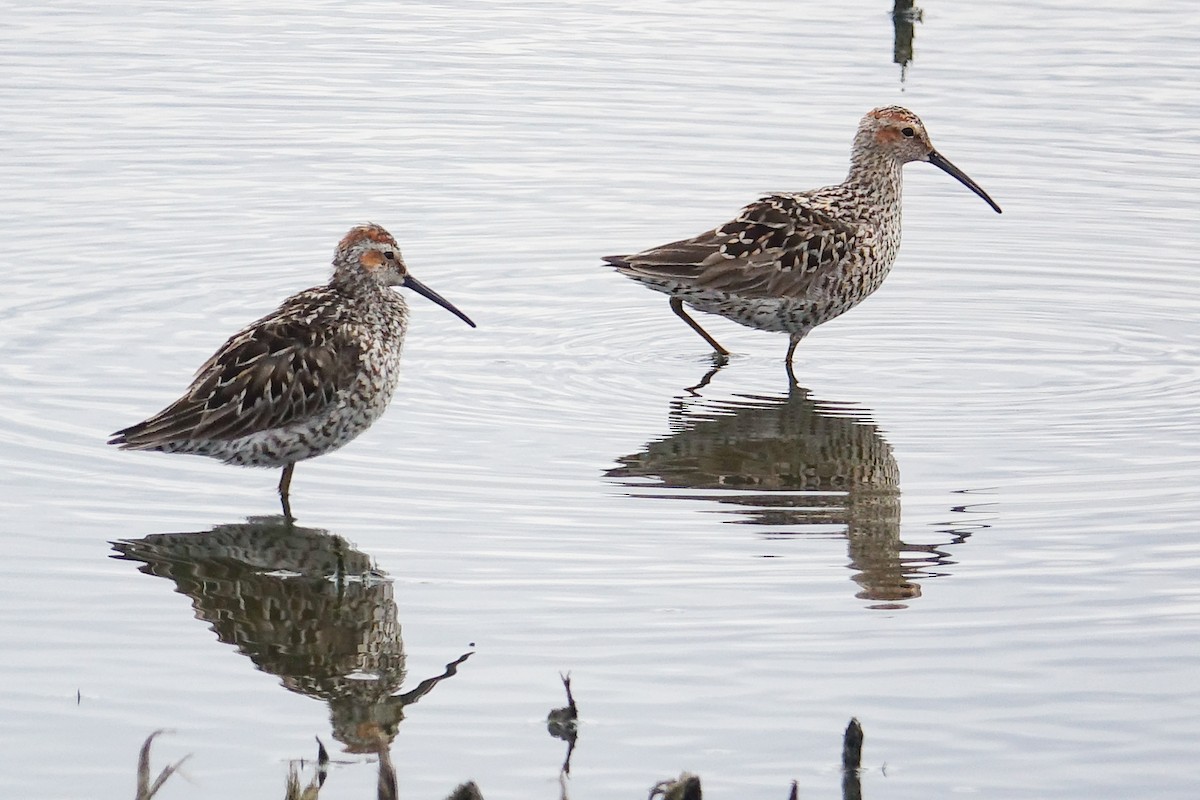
left=109, top=223, right=475, bottom=518
left=605, top=106, right=1001, bottom=372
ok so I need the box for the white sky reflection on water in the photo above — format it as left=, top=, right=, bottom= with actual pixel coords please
left=1, top=1, right=1199, bottom=798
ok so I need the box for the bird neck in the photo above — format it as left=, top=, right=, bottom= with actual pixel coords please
left=330, top=263, right=388, bottom=298
left=844, top=147, right=904, bottom=210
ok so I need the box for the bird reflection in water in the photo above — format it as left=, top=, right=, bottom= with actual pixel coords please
left=111, top=516, right=472, bottom=754
left=608, top=377, right=980, bottom=608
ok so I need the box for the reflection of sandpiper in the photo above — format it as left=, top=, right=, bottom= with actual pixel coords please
left=112, top=515, right=472, bottom=753
left=109, top=224, right=475, bottom=518
left=608, top=381, right=975, bottom=607
left=606, top=107, right=1000, bottom=372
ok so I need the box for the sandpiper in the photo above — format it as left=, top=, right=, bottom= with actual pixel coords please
left=605, top=106, right=1001, bottom=370
left=109, top=223, right=475, bottom=517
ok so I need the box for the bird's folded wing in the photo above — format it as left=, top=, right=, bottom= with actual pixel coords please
left=112, top=291, right=361, bottom=446
left=606, top=194, right=862, bottom=300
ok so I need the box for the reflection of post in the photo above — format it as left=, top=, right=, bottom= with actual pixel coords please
left=113, top=516, right=471, bottom=753
left=892, top=0, right=923, bottom=82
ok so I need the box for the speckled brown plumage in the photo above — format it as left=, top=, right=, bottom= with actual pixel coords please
left=109, top=224, right=475, bottom=516
left=606, top=106, right=1001, bottom=367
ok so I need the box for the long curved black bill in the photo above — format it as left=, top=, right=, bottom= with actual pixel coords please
left=403, top=274, right=477, bottom=328
left=928, top=149, right=1002, bottom=214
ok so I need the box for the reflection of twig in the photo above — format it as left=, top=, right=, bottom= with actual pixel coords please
left=892, top=0, right=924, bottom=82
left=135, top=730, right=189, bottom=800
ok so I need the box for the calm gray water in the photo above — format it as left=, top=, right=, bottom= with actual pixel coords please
left=3, top=1, right=1199, bottom=798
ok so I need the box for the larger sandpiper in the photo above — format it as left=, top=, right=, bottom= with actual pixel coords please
left=605, top=106, right=1001, bottom=369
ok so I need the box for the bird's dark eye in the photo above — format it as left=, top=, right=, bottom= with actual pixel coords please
left=901, top=127, right=915, bottom=138
left=384, top=251, right=397, bottom=261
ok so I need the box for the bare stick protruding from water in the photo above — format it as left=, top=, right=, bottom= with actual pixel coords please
left=842, top=717, right=864, bottom=800
left=842, top=717, right=864, bottom=770
left=445, top=781, right=485, bottom=800
left=547, top=672, right=580, bottom=780
left=648, top=773, right=702, bottom=800
left=285, top=738, right=329, bottom=800
left=135, top=730, right=189, bottom=800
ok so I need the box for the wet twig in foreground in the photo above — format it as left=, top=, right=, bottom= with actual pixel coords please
left=135, top=730, right=189, bottom=800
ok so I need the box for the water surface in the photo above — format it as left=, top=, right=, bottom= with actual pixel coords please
left=2, top=1, right=1199, bottom=798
